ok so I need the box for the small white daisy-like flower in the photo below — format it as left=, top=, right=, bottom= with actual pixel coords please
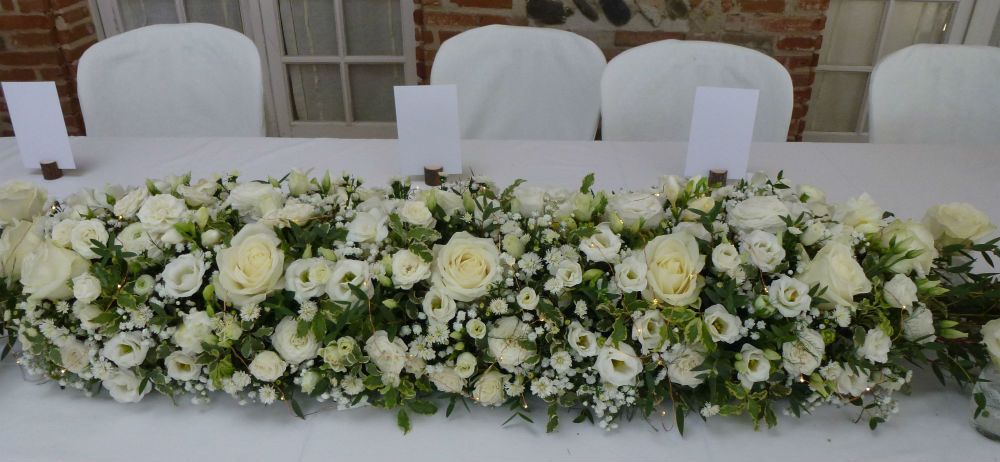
left=574, top=300, right=588, bottom=319
left=298, top=300, right=318, bottom=322
left=239, top=303, right=261, bottom=322
left=550, top=351, right=572, bottom=373
left=259, top=385, right=278, bottom=405
left=701, top=403, right=721, bottom=417
left=488, top=298, right=509, bottom=315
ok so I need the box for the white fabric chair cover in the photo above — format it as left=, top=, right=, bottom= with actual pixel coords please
left=601, top=40, right=793, bottom=142
left=869, top=44, right=1000, bottom=145
left=78, top=23, right=264, bottom=137
left=430, top=25, right=606, bottom=140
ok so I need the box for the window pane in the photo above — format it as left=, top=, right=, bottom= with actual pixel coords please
left=185, top=0, right=243, bottom=32
left=992, top=7, right=1000, bottom=47
left=805, top=71, right=869, bottom=133
left=349, top=64, right=403, bottom=122
left=279, top=0, right=338, bottom=56
left=819, top=0, right=885, bottom=66
left=344, top=0, right=402, bottom=56
left=119, top=0, right=179, bottom=30
left=881, top=1, right=954, bottom=58
left=288, top=64, right=345, bottom=121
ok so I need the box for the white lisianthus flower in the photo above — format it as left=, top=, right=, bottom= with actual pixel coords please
left=554, top=259, right=583, bottom=288
left=923, top=202, right=996, bottom=247
left=113, top=187, right=149, bottom=218
left=102, top=332, right=149, bottom=368
left=800, top=222, right=827, bottom=246
left=284, top=258, right=335, bottom=303
left=272, top=316, right=319, bottom=365
left=165, top=351, right=201, bottom=381
left=249, top=350, right=287, bottom=382
left=834, top=193, right=882, bottom=235
left=488, top=316, right=533, bottom=371
left=455, top=352, right=477, bottom=378
left=736, top=344, right=771, bottom=390
left=472, top=370, right=508, bottom=406
left=768, top=276, right=811, bottom=318
left=0, top=219, right=42, bottom=279
left=643, top=232, right=705, bottom=307
left=800, top=241, right=872, bottom=308
left=511, top=185, right=546, bottom=216
left=740, top=230, right=785, bottom=273
left=613, top=253, right=647, bottom=293
left=103, top=370, right=152, bottom=403
left=579, top=223, right=622, bottom=263
left=704, top=304, right=741, bottom=344
left=903, top=306, right=936, bottom=344
left=823, top=363, right=870, bottom=396
left=607, top=192, right=663, bottom=230
left=59, top=338, right=90, bottom=374
left=136, top=194, right=187, bottom=233
left=391, top=249, right=431, bottom=289
left=176, top=177, right=219, bottom=207
left=673, top=222, right=712, bottom=242
left=74, top=303, right=104, bottom=331
left=782, top=328, right=824, bottom=376
left=711, top=243, right=741, bottom=274
left=982, top=319, right=1000, bottom=364
left=595, top=342, right=642, bottom=387
left=68, top=219, right=109, bottom=260
left=465, top=318, right=487, bottom=340
left=429, top=367, right=466, bottom=393
left=884, top=274, right=918, bottom=309
left=365, top=330, right=407, bottom=380
left=226, top=182, right=284, bottom=218
left=666, top=345, right=707, bottom=387
left=327, top=259, right=373, bottom=302
left=262, top=202, right=316, bottom=227
left=300, top=370, right=322, bottom=394
left=431, top=232, right=499, bottom=302
left=173, top=310, right=217, bottom=354
left=398, top=200, right=435, bottom=228
left=21, top=241, right=89, bottom=301
left=858, top=328, right=891, bottom=363
left=215, top=224, right=285, bottom=306
left=632, top=310, right=667, bottom=352
left=51, top=219, right=77, bottom=248
left=346, top=208, right=389, bottom=244
left=567, top=321, right=598, bottom=357
left=161, top=253, right=207, bottom=299
left=516, top=287, right=539, bottom=310
left=728, top=196, right=789, bottom=234
left=72, top=272, right=102, bottom=304
left=880, top=220, right=938, bottom=275
left=115, top=223, right=155, bottom=256
left=422, top=287, right=457, bottom=323
left=0, top=180, right=46, bottom=225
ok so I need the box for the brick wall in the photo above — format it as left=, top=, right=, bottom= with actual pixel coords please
left=0, top=0, right=98, bottom=136
left=414, top=0, right=830, bottom=140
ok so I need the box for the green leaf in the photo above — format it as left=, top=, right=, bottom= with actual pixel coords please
left=397, top=408, right=412, bottom=434
left=579, top=173, right=595, bottom=193
left=546, top=402, right=559, bottom=433
left=407, top=399, right=438, bottom=415
left=610, top=317, right=627, bottom=345
left=290, top=395, right=306, bottom=419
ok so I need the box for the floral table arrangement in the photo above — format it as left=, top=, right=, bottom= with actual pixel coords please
left=0, top=170, right=997, bottom=434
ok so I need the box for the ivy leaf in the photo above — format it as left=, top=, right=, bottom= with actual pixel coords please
left=546, top=402, right=559, bottom=433
left=397, top=408, right=412, bottom=434
left=610, top=317, right=627, bottom=345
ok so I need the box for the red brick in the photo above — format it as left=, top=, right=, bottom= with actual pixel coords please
left=424, top=11, right=478, bottom=27
left=452, top=0, right=511, bottom=8
left=0, top=14, right=54, bottom=29
left=61, top=37, right=95, bottom=62
left=14, top=0, right=49, bottom=13
left=55, top=21, right=93, bottom=42
left=35, top=65, right=66, bottom=79
left=56, top=3, right=91, bottom=24
left=777, top=36, right=822, bottom=51
left=412, top=8, right=423, bottom=25
left=776, top=53, right=818, bottom=69
left=0, top=68, right=36, bottom=80
left=49, top=0, right=82, bottom=10
left=739, top=0, right=784, bottom=13
left=0, top=50, right=62, bottom=65
left=438, top=30, right=462, bottom=43
left=613, top=30, right=685, bottom=47
left=477, top=14, right=525, bottom=26
left=1, top=0, right=15, bottom=12
left=793, top=0, right=828, bottom=11
left=756, top=16, right=825, bottom=33
left=790, top=71, right=814, bottom=87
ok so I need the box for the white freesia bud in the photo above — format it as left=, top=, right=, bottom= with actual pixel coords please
left=659, top=175, right=684, bottom=204
left=272, top=317, right=319, bottom=364
left=249, top=350, right=287, bottom=382
left=502, top=233, right=524, bottom=258
left=703, top=304, right=741, bottom=344
left=596, top=342, right=642, bottom=387
left=287, top=169, right=311, bottom=197
left=194, top=207, right=210, bottom=229
left=0, top=180, right=47, bottom=225
left=226, top=182, right=284, bottom=218
left=113, top=187, right=148, bottom=219
left=579, top=223, right=622, bottom=263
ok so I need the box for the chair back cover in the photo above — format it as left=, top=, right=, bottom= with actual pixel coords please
left=431, top=25, right=606, bottom=140
left=601, top=40, right=793, bottom=142
left=78, top=23, right=264, bottom=137
left=869, top=44, right=1000, bottom=145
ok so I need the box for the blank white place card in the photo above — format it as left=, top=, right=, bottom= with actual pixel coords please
left=684, top=86, right=758, bottom=180
left=394, top=84, right=462, bottom=175
left=2, top=81, right=75, bottom=169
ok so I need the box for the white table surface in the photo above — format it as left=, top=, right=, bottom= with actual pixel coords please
left=0, top=137, right=997, bottom=462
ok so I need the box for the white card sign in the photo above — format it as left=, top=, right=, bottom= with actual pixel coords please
left=394, top=84, right=462, bottom=175
left=2, top=81, right=75, bottom=169
left=684, top=86, right=758, bottom=180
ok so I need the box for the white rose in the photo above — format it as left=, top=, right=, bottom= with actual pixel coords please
left=161, top=253, right=207, bottom=299
left=711, top=243, right=741, bottom=273
left=102, top=332, right=149, bottom=368
left=115, top=223, right=155, bottom=256
left=262, top=202, right=316, bottom=227
left=516, top=287, right=539, bottom=310
left=59, top=338, right=90, bottom=374
left=923, top=202, right=996, bottom=247
left=858, top=328, right=890, bottom=363
left=465, top=318, right=487, bottom=340
left=346, top=208, right=388, bottom=244
left=272, top=316, right=319, bottom=365
left=429, top=367, right=466, bottom=393
left=365, top=330, right=407, bottom=380
left=596, top=342, right=642, bottom=387
left=632, top=310, right=667, bottom=352
left=800, top=222, right=827, bottom=246
left=880, top=220, right=938, bottom=275
left=800, top=241, right=872, bottom=308
left=782, top=328, right=824, bottom=376
left=398, top=200, right=435, bottom=228
left=883, top=274, right=917, bottom=309
left=704, top=304, right=741, bottom=343
left=113, top=187, right=149, bottom=218
left=834, top=193, right=882, bottom=235
left=249, top=350, right=287, bottom=382
left=472, top=370, right=508, bottom=406
left=160, top=228, right=184, bottom=245
left=176, top=177, right=219, bottom=207
left=137, top=194, right=188, bottom=233
left=287, top=169, right=311, bottom=197
left=326, top=259, right=373, bottom=302
left=740, top=230, right=785, bottom=273
left=20, top=241, right=89, bottom=301
left=488, top=316, right=533, bottom=371
left=226, top=182, right=283, bottom=218
left=165, top=351, right=201, bottom=381
left=72, top=273, right=102, bottom=303
left=567, top=321, right=597, bottom=357
left=391, top=249, right=431, bottom=289
left=982, top=319, right=1000, bottom=363
left=0, top=220, right=42, bottom=278
left=103, top=370, right=152, bottom=403
left=0, top=181, right=46, bottom=225
left=554, top=259, right=583, bottom=288
left=173, top=310, right=217, bottom=354
left=643, top=232, right=705, bottom=306
left=614, top=253, right=647, bottom=293
left=729, top=196, right=789, bottom=234
left=431, top=232, right=499, bottom=302
left=67, top=219, right=109, bottom=260
left=608, top=192, right=663, bottom=230
left=421, top=286, right=457, bottom=323
left=455, top=352, right=477, bottom=378
left=769, top=276, right=811, bottom=318
left=579, top=223, right=622, bottom=263
left=666, top=345, right=707, bottom=387
left=50, top=219, right=77, bottom=248
left=511, top=185, right=546, bottom=216
left=903, top=306, right=936, bottom=344
left=284, top=257, right=334, bottom=303
left=735, top=344, right=771, bottom=390
left=215, top=224, right=285, bottom=306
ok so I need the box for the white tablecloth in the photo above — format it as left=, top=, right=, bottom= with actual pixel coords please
left=0, top=137, right=997, bottom=462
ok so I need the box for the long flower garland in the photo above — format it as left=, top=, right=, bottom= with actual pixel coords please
left=0, top=170, right=997, bottom=433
